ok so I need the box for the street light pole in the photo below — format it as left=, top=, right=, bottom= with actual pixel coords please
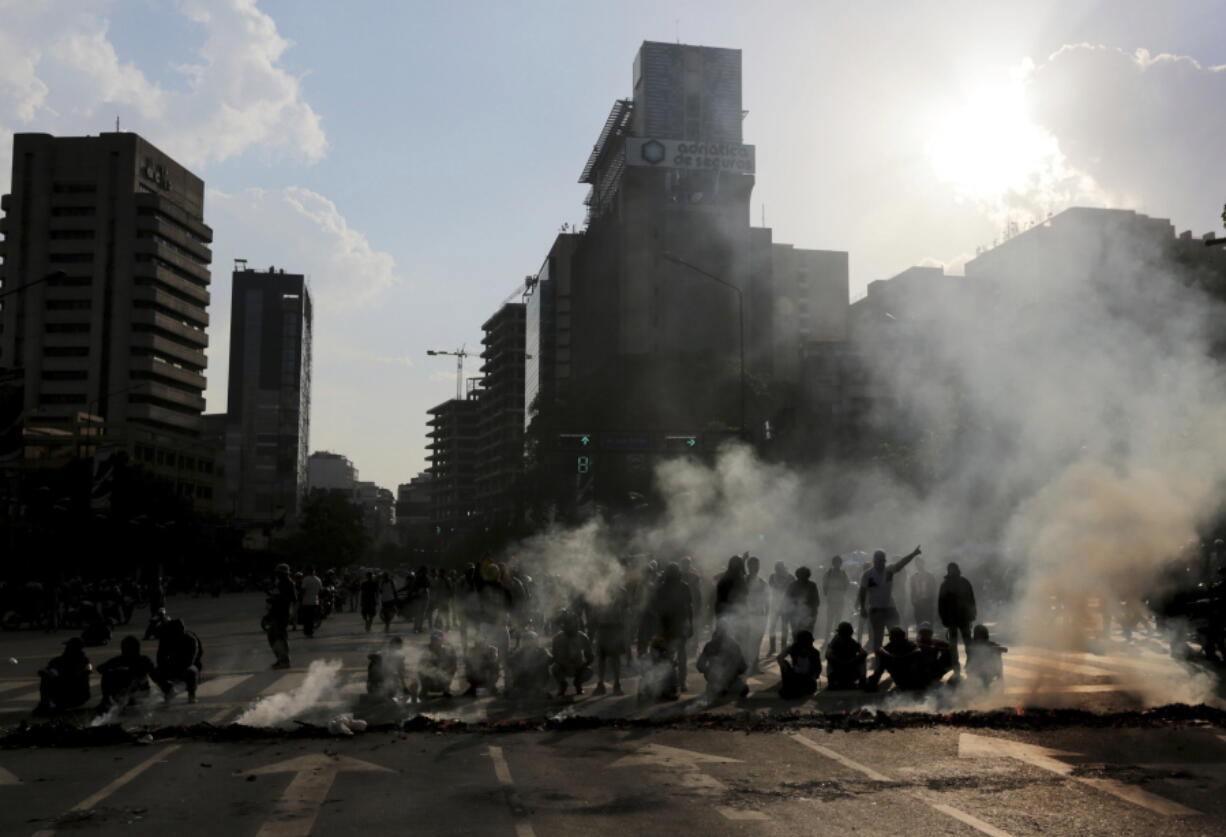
left=661, top=252, right=746, bottom=436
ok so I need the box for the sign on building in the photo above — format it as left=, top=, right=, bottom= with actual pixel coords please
left=625, top=138, right=755, bottom=175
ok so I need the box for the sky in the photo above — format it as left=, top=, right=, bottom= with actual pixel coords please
left=0, top=0, right=1223, bottom=490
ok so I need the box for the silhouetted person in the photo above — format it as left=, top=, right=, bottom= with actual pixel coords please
left=938, top=562, right=977, bottom=674
left=299, top=566, right=322, bottom=638
left=367, top=635, right=410, bottom=702
left=785, top=567, right=819, bottom=641
left=34, top=638, right=92, bottom=715
left=359, top=572, right=379, bottom=632
left=777, top=629, right=822, bottom=699
left=591, top=586, right=628, bottom=696
left=697, top=625, right=749, bottom=699
left=680, top=557, right=705, bottom=651
left=96, top=635, right=155, bottom=716
left=266, top=563, right=295, bottom=669
left=909, top=556, right=937, bottom=630
left=714, top=556, right=748, bottom=638
left=154, top=618, right=202, bottom=703
left=915, top=622, right=953, bottom=686
left=822, top=556, right=850, bottom=640
left=767, top=561, right=791, bottom=653
left=858, top=546, right=921, bottom=676
left=463, top=638, right=500, bottom=697
left=638, top=636, right=680, bottom=702
left=744, top=556, right=768, bottom=673
left=965, top=624, right=1007, bottom=688
left=420, top=629, right=458, bottom=697
left=550, top=615, right=594, bottom=697
left=871, top=626, right=925, bottom=691
left=824, top=622, right=868, bottom=690
left=509, top=631, right=553, bottom=698
left=378, top=572, right=399, bottom=633
left=651, top=563, right=693, bottom=690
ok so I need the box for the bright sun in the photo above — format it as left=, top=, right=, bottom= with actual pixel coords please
left=925, top=70, right=1066, bottom=211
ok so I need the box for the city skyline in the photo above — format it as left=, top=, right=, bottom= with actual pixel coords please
left=1, top=1, right=1223, bottom=488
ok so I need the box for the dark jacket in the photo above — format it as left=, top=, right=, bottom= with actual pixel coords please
left=938, top=573, right=976, bottom=627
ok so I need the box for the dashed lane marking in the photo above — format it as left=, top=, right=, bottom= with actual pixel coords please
left=788, top=732, right=1017, bottom=837
left=29, top=744, right=181, bottom=837
left=488, top=746, right=538, bottom=837
left=260, top=673, right=306, bottom=696
left=1005, top=654, right=1116, bottom=677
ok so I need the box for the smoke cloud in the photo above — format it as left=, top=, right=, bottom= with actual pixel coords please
left=237, top=659, right=344, bottom=727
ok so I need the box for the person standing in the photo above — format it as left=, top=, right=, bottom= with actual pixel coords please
left=378, top=572, right=399, bottom=634
left=938, top=562, right=977, bottom=674
left=857, top=546, right=921, bottom=677
left=651, top=563, right=694, bottom=691
left=359, top=572, right=379, bottom=633
left=821, top=557, right=850, bottom=641
left=744, top=557, right=768, bottom=673
left=591, top=585, right=629, bottom=696
left=767, top=561, right=791, bottom=654
left=908, top=556, right=937, bottom=631
left=266, top=564, right=295, bottom=670
left=785, top=567, right=819, bottom=642
left=299, top=566, right=322, bottom=638
left=714, top=556, right=748, bottom=640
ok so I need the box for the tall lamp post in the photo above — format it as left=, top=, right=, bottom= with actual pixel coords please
left=661, top=252, right=746, bottom=436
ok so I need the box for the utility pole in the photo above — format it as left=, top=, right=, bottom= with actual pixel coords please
left=426, top=346, right=470, bottom=400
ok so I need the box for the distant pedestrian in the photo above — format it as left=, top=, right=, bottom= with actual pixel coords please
left=359, top=572, right=379, bottom=633
left=938, top=563, right=977, bottom=674
left=744, top=557, right=768, bottom=673
left=378, top=572, right=398, bottom=634
left=821, top=557, right=849, bottom=641
left=767, top=561, right=791, bottom=654
left=265, top=563, right=295, bottom=670
left=785, top=567, right=819, bottom=642
left=299, top=566, right=322, bottom=638
left=909, top=556, right=937, bottom=630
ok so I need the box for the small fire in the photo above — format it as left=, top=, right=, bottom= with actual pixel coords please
left=1013, top=705, right=1025, bottom=717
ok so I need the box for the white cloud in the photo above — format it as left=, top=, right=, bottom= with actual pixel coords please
left=1030, top=44, right=1226, bottom=233
left=0, top=0, right=325, bottom=179
left=208, top=186, right=399, bottom=308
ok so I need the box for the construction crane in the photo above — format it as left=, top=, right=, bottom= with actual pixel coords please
left=426, top=345, right=469, bottom=400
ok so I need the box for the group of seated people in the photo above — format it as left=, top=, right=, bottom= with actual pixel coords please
left=35, top=617, right=204, bottom=717
left=772, top=621, right=1006, bottom=698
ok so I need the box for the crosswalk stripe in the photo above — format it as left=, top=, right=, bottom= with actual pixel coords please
left=261, top=673, right=306, bottom=696
left=195, top=674, right=253, bottom=698
left=0, top=680, right=36, bottom=697
left=1004, top=683, right=1122, bottom=695
left=1006, top=654, right=1116, bottom=677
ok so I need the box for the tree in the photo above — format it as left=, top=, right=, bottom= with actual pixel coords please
left=276, top=490, right=370, bottom=568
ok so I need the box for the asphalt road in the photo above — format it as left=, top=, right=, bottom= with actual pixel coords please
left=2, top=594, right=1225, bottom=836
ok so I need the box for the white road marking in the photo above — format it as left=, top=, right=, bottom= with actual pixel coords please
left=611, top=742, right=768, bottom=821
left=30, top=744, right=181, bottom=836
left=0, top=764, right=19, bottom=785
left=0, top=680, right=36, bottom=697
left=260, top=673, right=305, bottom=696
left=488, top=746, right=538, bottom=837
left=959, top=732, right=1199, bottom=816
left=1003, top=684, right=1123, bottom=695
left=1005, top=654, right=1116, bottom=677
left=194, top=674, right=253, bottom=698
left=788, top=732, right=1017, bottom=837
left=245, top=753, right=392, bottom=837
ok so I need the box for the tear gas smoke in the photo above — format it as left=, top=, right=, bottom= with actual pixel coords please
left=237, top=659, right=344, bottom=727
left=509, top=215, right=1226, bottom=708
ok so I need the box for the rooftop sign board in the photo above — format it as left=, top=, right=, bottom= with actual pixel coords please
left=625, top=138, right=755, bottom=175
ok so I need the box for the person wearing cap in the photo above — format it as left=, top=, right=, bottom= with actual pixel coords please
left=420, top=629, right=458, bottom=697
left=34, top=637, right=92, bottom=715
left=824, top=622, right=868, bottom=690
left=265, top=563, right=295, bottom=670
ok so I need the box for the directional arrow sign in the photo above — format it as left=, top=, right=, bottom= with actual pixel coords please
left=958, top=732, right=1198, bottom=817
left=612, top=744, right=766, bottom=821
left=580, top=435, right=591, bottom=446
left=245, top=753, right=393, bottom=837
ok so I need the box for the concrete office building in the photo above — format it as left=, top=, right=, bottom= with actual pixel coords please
left=425, top=395, right=480, bottom=539
left=223, top=265, right=312, bottom=523
left=0, top=132, right=217, bottom=506
left=307, top=450, right=357, bottom=495
left=473, top=302, right=526, bottom=529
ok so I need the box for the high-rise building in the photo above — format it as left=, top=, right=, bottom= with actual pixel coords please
left=222, top=265, right=312, bottom=523
left=307, top=450, right=357, bottom=495
left=474, top=302, right=526, bottom=529
left=0, top=132, right=217, bottom=505
left=425, top=395, right=479, bottom=540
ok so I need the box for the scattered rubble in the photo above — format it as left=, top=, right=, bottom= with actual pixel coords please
left=2, top=703, right=1223, bottom=749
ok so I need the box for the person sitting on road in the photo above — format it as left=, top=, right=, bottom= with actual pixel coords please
left=777, top=629, right=822, bottom=699
left=367, top=635, right=412, bottom=702
left=508, top=631, right=553, bottom=698
left=34, top=637, right=92, bottom=715
left=144, top=607, right=168, bottom=640
left=154, top=618, right=203, bottom=703
left=420, top=629, right=458, bottom=698
left=965, top=624, right=1007, bottom=688
left=95, top=635, right=156, bottom=716
left=550, top=614, right=594, bottom=698
left=915, top=622, right=953, bottom=687
left=463, top=637, right=500, bottom=697
left=824, top=622, right=868, bottom=691
left=869, top=626, right=925, bottom=691
left=638, top=635, right=680, bottom=702
left=696, top=625, right=749, bottom=699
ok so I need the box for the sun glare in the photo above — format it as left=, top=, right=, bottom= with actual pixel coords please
left=926, top=71, right=1066, bottom=212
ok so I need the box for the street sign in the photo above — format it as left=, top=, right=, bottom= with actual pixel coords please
left=558, top=433, right=594, bottom=451
left=664, top=434, right=700, bottom=451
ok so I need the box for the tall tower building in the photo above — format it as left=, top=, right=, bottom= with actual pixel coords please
left=223, top=265, right=312, bottom=523
left=0, top=132, right=217, bottom=505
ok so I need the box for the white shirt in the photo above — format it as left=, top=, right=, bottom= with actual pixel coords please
left=300, top=575, right=322, bottom=606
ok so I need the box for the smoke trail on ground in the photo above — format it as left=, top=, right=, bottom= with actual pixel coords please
left=236, top=659, right=344, bottom=726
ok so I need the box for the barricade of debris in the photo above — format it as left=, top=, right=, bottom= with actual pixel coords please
left=3, top=703, right=1223, bottom=749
